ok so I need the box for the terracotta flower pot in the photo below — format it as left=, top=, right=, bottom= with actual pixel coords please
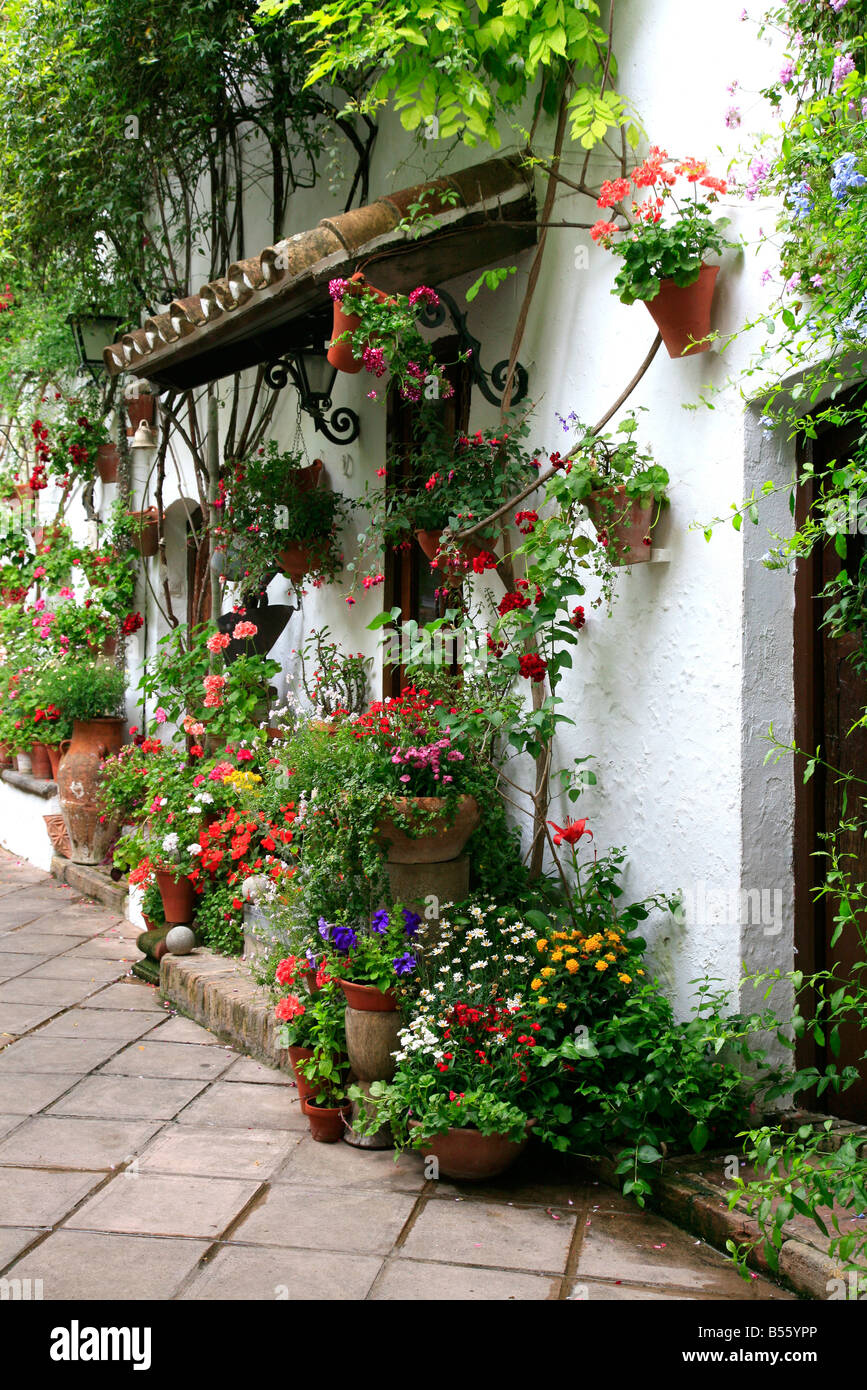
left=128, top=508, right=160, bottom=557
left=276, top=539, right=330, bottom=583
left=408, top=1120, right=531, bottom=1180
left=29, top=742, right=53, bottom=780
left=290, top=458, right=323, bottom=495
left=375, top=794, right=480, bottom=864
left=0, top=741, right=12, bottom=769
left=155, top=869, right=195, bottom=925
left=125, top=393, right=155, bottom=431
left=337, top=978, right=397, bottom=1012
left=415, top=529, right=486, bottom=573
left=46, top=744, right=62, bottom=780
left=327, top=272, right=391, bottom=374
left=303, top=1097, right=351, bottom=1143
left=585, top=488, right=658, bottom=566
left=287, top=1045, right=317, bottom=1104
left=33, top=522, right=64, bottom=555
left=96, top=443, right=119, bottom=484
left=644, top=262, right=719, bottom=358
left=13, top=483, right=37, bottom=502
left=57, top=717, right=124, bottom=865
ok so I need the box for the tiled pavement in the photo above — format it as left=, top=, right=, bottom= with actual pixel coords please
left=0, top=851, right=796, bottom=1301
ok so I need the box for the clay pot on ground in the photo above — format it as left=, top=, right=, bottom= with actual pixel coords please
left=415, top=529, right=487, bottom=573
left=29, top=742, right=53, bottom=780
left=644, top=263, right=719, bottom=358
left=375, top=794, right=480, bottom=864
left=0, top=741, right=11, bottom=769
left=125, top=393, right=155, bottom=432
left=128, top=508, right=160, bottom=557
left=96, top=444, right=119, bottom=485
left=408, top=1119, right=532, bottom=1181
left=584, top=489, right=658, bottom=566
left=303, top=1096, right=351, bottom=1143
left=46, top=744, right=62, bottom=780
left=327, top=272, right=391, bottom=374
left=56, top=717, right=124, bottom=865
left=155, top=869, right=195, bottom=926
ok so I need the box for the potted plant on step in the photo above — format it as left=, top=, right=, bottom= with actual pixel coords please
left=591, top=148, right=730, bottom=356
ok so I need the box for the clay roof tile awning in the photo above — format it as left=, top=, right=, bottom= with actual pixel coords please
left=105, top=156, right=537, bottom=391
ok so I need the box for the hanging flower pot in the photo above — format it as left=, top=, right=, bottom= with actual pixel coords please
left=375, top=795, right=480, bottom=864
left=29, top=742, right=53, bottom=780
left=303, top=1096, right=351, bottom=1143
left=96, top=443, right=119, bottom=484
left=128, top=508, right=160, bottom=558
left=14, top=482, right=37, bottom=502
left=276, top=539, right=330, bottom=583
left=57, top=718, right=124, bottom=864
left=644, top=263, right=719, bottom=359
left=290, top=458, right=323, bottom=495
left=337, top=978, right=397, bottom=1013
left=415, top=529, right=487, bottom=574
left=327, top=272, right=390, bottom=374
left=585, top=488, right=659, bottom=566
left=408, top=1120, right=533, bottom=1180
left=155, top=869, right=195, bottom=926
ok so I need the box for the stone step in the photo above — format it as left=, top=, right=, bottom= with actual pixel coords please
left=51, top=854, right=129, bottom=916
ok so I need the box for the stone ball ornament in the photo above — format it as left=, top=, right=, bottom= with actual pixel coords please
left=165, top=925, right=197, bottom=955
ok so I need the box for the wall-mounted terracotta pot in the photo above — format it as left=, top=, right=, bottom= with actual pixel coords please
left=57, top=717, right=124, bottom=864
left=415, top=529, right=487, bottom=573
left=585, top=488, right=659, bottom=566
left=327, top=273, right=391, bottom=374
left=128, top=508, right=160, bottom=557
left=645, top=263, right=719, bottom=358
left=96, top=444, right=119, bottom=485
left=276, top=539, right=330, bottom=583
left=126, top=394, right=155, bottom=432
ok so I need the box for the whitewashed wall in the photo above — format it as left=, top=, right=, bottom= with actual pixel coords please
left=7, top=0, right=802, bottom=1019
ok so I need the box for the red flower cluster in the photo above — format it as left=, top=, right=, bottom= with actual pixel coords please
left=498, top=591, right=530, bottom=617
left=122, top=611, right=143, bottom=635
left=189, top=804, right=296, bottom=901
left=570, top=605, right=586, bottom=631
left=471, top=550, right=498, bottom=574
left=518, top=653, right=547, bottom=683
left=514, top=510, right=538, bottom=535
left=436, top=999, right=542, bottom=1085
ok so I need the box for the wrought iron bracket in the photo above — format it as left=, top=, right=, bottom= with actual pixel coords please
left=263, top=354, right=360, bottom=445
left=416, top=286, right=529, bottom=409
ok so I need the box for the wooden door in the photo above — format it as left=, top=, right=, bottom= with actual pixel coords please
left=794, top=414, right=867, bottom=1120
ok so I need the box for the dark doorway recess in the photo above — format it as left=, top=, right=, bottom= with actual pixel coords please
left=793, top=399, right=867, bottom=1120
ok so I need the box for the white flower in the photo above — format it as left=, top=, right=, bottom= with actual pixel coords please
left=188, top=844, right=202, bottom=856
left=162, top=832, right=179, bottom=855
left=200, top=792, right=214, bottom=804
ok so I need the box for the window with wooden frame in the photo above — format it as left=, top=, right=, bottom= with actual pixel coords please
left=381, top=339, right=473, bottom=698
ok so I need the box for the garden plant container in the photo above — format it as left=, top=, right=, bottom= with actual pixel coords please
left=56, top=717, right=124, bottom=864
left=644, top=263, right=719, bottom=358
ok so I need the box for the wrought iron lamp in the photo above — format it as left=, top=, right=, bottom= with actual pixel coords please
left=67, top=311, right=127, bottom=384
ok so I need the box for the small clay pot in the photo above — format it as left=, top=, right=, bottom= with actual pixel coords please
left=644, top=262, right=719, bottom=358
left=126, top=393, right=155, bottom=432
left=129, top=508, right=160, bottom=557
left=303, top=1097, right=351, bottom=1143
left=155, top=869, right=195, bottom=925
left=46, top=745, right=62, bottom=780
left=585, top=489, right=658, bottom=566
left=375, top=794, right=480, bottom=864
left=326, top=273, right=391, bottom=374
left=29, top=742, right=53, bottom=780
left=337, top=978, right=397, bottom=1013
left=287, top=1045, right=316, bottom=1104
left=415, top=529, right=487, bottom=573
left=96, top=444, right=119, bottom=484
left=276, top=539, right=330, bottom=583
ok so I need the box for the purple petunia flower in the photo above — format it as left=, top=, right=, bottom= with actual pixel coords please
left=392, top=952, right=417, bottom=976
left=331, top=924, right=358, bottom=953
left=317, top=916, right=331, bottom=941
left=371, top=909, right=390, bottom=935
left=402, top=908, right=422, bottom=937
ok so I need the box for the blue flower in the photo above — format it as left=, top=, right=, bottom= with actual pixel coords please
left=402, top=907, right=422, bottom=937
left=317, top=917, right=331, bottom=942
left=371, top=909, right=390, bottom=935
left=831, top=153, right=866, bottom=204
left=787, top=179, right=812, bottom=220
left=332, top=924, right=358, bottom=953
left=392, top=952, right=416, bottom=976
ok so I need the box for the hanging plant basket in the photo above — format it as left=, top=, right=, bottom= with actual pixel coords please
left=128, top=508, right=160, bottom=558
left=290, top=458, right=323, bottom=495
left=327, top=272, right=391, bottom=374
left=645, top=263, right=719, bottom=359
left=585, top=488, right=660, bottom=566
left=276, top=538, right=331, bottom=583
left=375, top=794, right=480, bottom=864
left=96, top=443, right=119, bottom=484
left=415, top=529, right=488, bottom=574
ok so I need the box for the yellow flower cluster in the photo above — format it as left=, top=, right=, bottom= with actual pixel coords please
left=530, top=924, right=636, bottom=1004
left=225, top=770, right=262, bottom=793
